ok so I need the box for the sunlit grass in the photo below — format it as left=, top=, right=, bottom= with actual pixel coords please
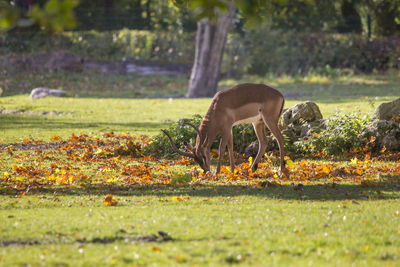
left=0, top=93, right=397, bottom=144
left=0, top=70, right=400, bottom=265
left=0, top=184, right=399, bottom=266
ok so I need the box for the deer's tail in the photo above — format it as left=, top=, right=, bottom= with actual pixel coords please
left=279, top=97, right=285, bottom=117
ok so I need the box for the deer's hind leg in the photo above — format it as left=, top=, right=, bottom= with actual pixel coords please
left=251, top=121, right=269, bottom=172
left=260, top=113, right=286, bottom=172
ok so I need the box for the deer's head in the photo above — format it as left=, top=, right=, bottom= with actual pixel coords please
left=162, top=122, right=210, bottom=172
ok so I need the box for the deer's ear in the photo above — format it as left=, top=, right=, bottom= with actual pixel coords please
left=202, top=136, right=209, bottom=148
left=183, top=141, right=195, bottom=153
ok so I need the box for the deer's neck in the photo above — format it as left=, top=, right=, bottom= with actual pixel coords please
left=196, top=98, right=220, bottom=148
left=198, top=117, right=218, bottom=149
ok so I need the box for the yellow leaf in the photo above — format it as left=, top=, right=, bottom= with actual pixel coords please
left=351, top=158, right=358, bottom=165
left=285, top=157, right=295, bottom=169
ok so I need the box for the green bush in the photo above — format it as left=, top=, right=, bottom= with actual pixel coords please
left=313, top=112, right=372, bottom=155
left=144, top=114, right=261, bottom=158
left=286, top=112, right=372, bottom=156
left=146, top=112, right=373, bottom=159
left=144, top=114, right=203, bottom=158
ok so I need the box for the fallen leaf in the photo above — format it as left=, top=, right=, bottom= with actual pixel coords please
left=104, top=194, right=118, bottom=206
left=152, top=246, right=161, bottom=252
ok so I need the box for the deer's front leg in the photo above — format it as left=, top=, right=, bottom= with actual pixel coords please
left=227, top=130, right=235, bottom=172
left=216, top=133, right=229, bottom=174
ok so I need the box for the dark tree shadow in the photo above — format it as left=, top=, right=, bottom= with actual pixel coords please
left=1, top=177, right=399, bottom=201
left=0, top=115, right=166, bottom=131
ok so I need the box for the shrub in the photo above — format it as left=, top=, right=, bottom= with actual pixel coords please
left=144, top=114, right=203, bottom=158
left=312, top=112, right=372, bottom=155
left=286, top=112, right=372, bottom=156
left=144, top=114, right=260, bottom=158
left=146, top=112, right=373, bottom=159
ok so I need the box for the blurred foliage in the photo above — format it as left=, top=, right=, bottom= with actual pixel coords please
left=372, top=0, right=400, bottom=36
left=29, top=0, right=78, bottom=32
left=0, top=28, right=195, bottom=62
left=225, top=28, right=400, bottom=76
left=176, top=0, right=400, bottom=36
left=0, top=1, right=18, bottom=30
left=73, top=0, right=196, bottom=31
left=3, top=0, right=400, bottom=35
left=0, top=0, right=78, bottom=32
left=2, top=27, right=399, bottom=74
left=1, top=0, right=400, bottom=76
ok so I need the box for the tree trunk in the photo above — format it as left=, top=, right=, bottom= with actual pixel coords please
left=186, top=6, right=235, bottom=98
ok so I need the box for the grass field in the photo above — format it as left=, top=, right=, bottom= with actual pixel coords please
left=0, top=71, right=400, bottom=266
left=1, top=70, right=398, bottom=143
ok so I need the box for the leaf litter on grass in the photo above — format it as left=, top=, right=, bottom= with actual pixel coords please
left=1, top=133, right=400, bottom=193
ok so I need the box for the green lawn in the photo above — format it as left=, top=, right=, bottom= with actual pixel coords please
left=0, top=71, right=399, bottom=266
left=1, top=70, right=399, bottom=143
left=0, top=188, right=399, bottom=266
left=1, top=95, right=397, bottom=144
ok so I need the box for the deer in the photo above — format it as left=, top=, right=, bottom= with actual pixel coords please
left=162, top=83, right=286, bottom=175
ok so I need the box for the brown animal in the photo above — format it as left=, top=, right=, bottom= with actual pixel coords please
left=162, top=83, right=286, bottom=174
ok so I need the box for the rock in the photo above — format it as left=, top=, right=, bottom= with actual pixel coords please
left=243, top=136, right=279, bottom=158
left=17, top=49, right=82, bottom=71
left=30, top=88, right=67, bottom=100
left=84, top=60, right=126, bottom=74
left=299, top=120, right=325, bottom=138
left=360, top=120, right=400, bottom=151
left=373, top=98, right=400, bottom=121
left=281, top=101, right=323, bottom=128
left=282, top=128, right=297, bottom=142
left=244, top=141, right=259, bottom=158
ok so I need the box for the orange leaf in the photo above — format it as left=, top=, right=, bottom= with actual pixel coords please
left=152, top=246, right=161, bottom=252
left=104, top=194, right=118, bottom=206
left=172, top=196, right=183, bottom=202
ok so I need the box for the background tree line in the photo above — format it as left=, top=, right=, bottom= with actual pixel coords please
left=3, top=0, right=400, bottom=35
left=1, top=0, right=400, bottom=97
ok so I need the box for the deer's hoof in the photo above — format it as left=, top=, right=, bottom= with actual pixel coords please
left=279, top=167, right=290, bottom=178
left=251, top=163, right=258, bottom=172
